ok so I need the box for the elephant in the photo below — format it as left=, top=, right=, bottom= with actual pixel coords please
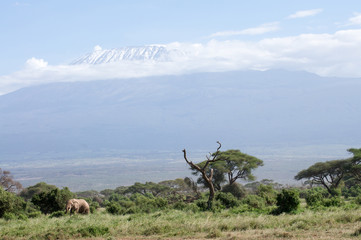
left=65, top=198, right=90, bottom=215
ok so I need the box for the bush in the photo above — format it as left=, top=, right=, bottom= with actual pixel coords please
left=305, top=191, right=323, bottom=207
left=195, top=200, right=208, bottom=211
left=343, top=185, right=361, bottom=198
left=89, top=201, right=99, bottom=213
left=31, top=187, right=74, bottom=214
left=172, top=201, right=187, bottom=210
left=241, top=195, right=266, bottom=210
left=322, top=196, right=343, bottom=207
left=275, top=189, right=300, bottom=214
left=20, top=182, right=57, bottom=201
left=0, top=187, right=26, bottom=218
left=106, top=201, right=123, bottom=215
left=221, top=183, right=246, bottom=199
left=256, top=184, right=277, bottom=205
left=216, top=192, right=239, bottom=208
left=354, top=195, right=361, bottom=205
left=27, top=210, right=42, bottom=218
left=49, top=210, right=65, bottom=218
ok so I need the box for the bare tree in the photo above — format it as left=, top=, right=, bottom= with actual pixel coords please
left=0, top=168, right=22, bottom=193
left=182, top=141, right=222, bottom=210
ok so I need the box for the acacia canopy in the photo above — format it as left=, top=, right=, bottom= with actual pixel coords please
left=347, top=148, right=361, bottom=182
left=294, top=159, right=350, bottom=195
left=193, top=149, right=264, bottom=189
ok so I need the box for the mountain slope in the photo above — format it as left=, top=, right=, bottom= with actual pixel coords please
left=0, top=70, right=360, bottom=157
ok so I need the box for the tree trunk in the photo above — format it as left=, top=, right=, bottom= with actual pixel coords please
left=207, top=183, right=215, bottom=210
left=183, top=141, right=222, bottom=211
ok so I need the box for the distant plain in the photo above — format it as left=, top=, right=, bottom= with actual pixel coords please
left=1, top=144, right=353, bottom=191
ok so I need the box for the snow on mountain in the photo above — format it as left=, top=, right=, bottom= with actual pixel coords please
left=71, top=45, right=187, bottom=64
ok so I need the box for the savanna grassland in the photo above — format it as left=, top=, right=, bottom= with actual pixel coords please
left=1, top=147, right=361, bottom=239
left=1, top=207, right=361, bottom=240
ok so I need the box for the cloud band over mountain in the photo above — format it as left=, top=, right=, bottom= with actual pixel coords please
left=1, top=28, right=361, bottom=95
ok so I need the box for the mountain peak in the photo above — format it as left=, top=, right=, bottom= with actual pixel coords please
left=71, top=45, right=187, bottom=64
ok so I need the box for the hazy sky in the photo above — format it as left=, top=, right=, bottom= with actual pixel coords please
left=1, top=0, right=361, bottom=94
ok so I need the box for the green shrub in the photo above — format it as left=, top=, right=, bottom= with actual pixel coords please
left=354, top=195, right=361, bottom=205
left=256, top=184, right=277, bottom=205
left=322, top=196, right=343, bottom=207
left=343, top=185, right=361, bottom=198
left=106, top=201, right=123, bottom=215
left=124, top=206, right=140, bottom=214
left=275, top=189, right=300, bottom=214
left=49, top=210, right=65, bottom=218
left=221, top=183, right=246, bottom=199
left=118, top=199, right=135, bottom=209
left=20, top=182, right=58, bottom=201
left=172, top=201, right=187, bottom=210
left=216, top=192, right=239, bottom=208
left=31, top=187, right=74, bottom=214
left=27, top=210, right=42, bottom=218
left=89, top=201, right=99, bottom=213
left=195, top=200, right=208, bottom=211
left=230, top=204, right=252, bottom=213
left=0, top=187, right=26, bottom=218
left=241, top=195, right=266, bottom=210
left=185, top=203, right=200, bottom=212
left=3, top=212, right=17, bottom=220
left=305, top=191, right=323, bottom=207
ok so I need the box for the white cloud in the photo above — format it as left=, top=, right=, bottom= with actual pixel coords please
left=210, top=22, right=280, bottom=37
left=347, top=13, right=361, bottom=26
left=287, top=9, right=323, bottom=19
left=25, top=58, right=48, bottom=69
left=14, top=2, right=30, bottom=7
left=1, top=28, right=361, bottom=95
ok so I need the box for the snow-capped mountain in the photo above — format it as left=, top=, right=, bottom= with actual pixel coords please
left=71, top=45, right=187, bottom=64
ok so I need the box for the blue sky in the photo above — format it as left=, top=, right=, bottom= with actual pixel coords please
left=1, top=0, right=361, bottom=94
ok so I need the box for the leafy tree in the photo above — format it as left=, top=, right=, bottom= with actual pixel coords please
left=0, top=168, right=22, bottom=193
left=31, top=187, right=74, bottom=214
left=193, top=150, right=263, bottom=191
left=221, top=183, right=246, bottom=199
left=20, top=182, right=57, bottom=201
left=244, top=179, right=283, bottom=193
left=183, top=141, right=222, bottom=210
left=193, top=164, right=226, bottom=191
left=214, top=150, right=264, bottom=185
left=124, top=182, right=171, bottom=197
left=348, top=148, right=361, bottom=182
left=295, top=159, right=350, bottom=196
left=99, top=189, right=114, bottom=199
left=159, top=178, right=189, bottom=192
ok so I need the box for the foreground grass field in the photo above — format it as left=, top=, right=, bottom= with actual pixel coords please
left=1, top=207, right=361, bottom=239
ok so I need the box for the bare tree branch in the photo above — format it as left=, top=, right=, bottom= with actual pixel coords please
left=183, top=141, right=222, bottom=210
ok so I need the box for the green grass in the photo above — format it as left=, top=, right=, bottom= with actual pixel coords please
left=1, top=207, right=361, bottom=239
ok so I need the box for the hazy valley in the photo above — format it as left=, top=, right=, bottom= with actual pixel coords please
left=1, top=69, right=360, bottom=190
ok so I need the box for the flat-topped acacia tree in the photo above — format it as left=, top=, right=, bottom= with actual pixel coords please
left=294, top=159, right=350, bottom=196
left=182, top=141, right=222, bottom=210
left=348, top=148, right=361, bottom=182
left=194, top=149, right=264, bottom=188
